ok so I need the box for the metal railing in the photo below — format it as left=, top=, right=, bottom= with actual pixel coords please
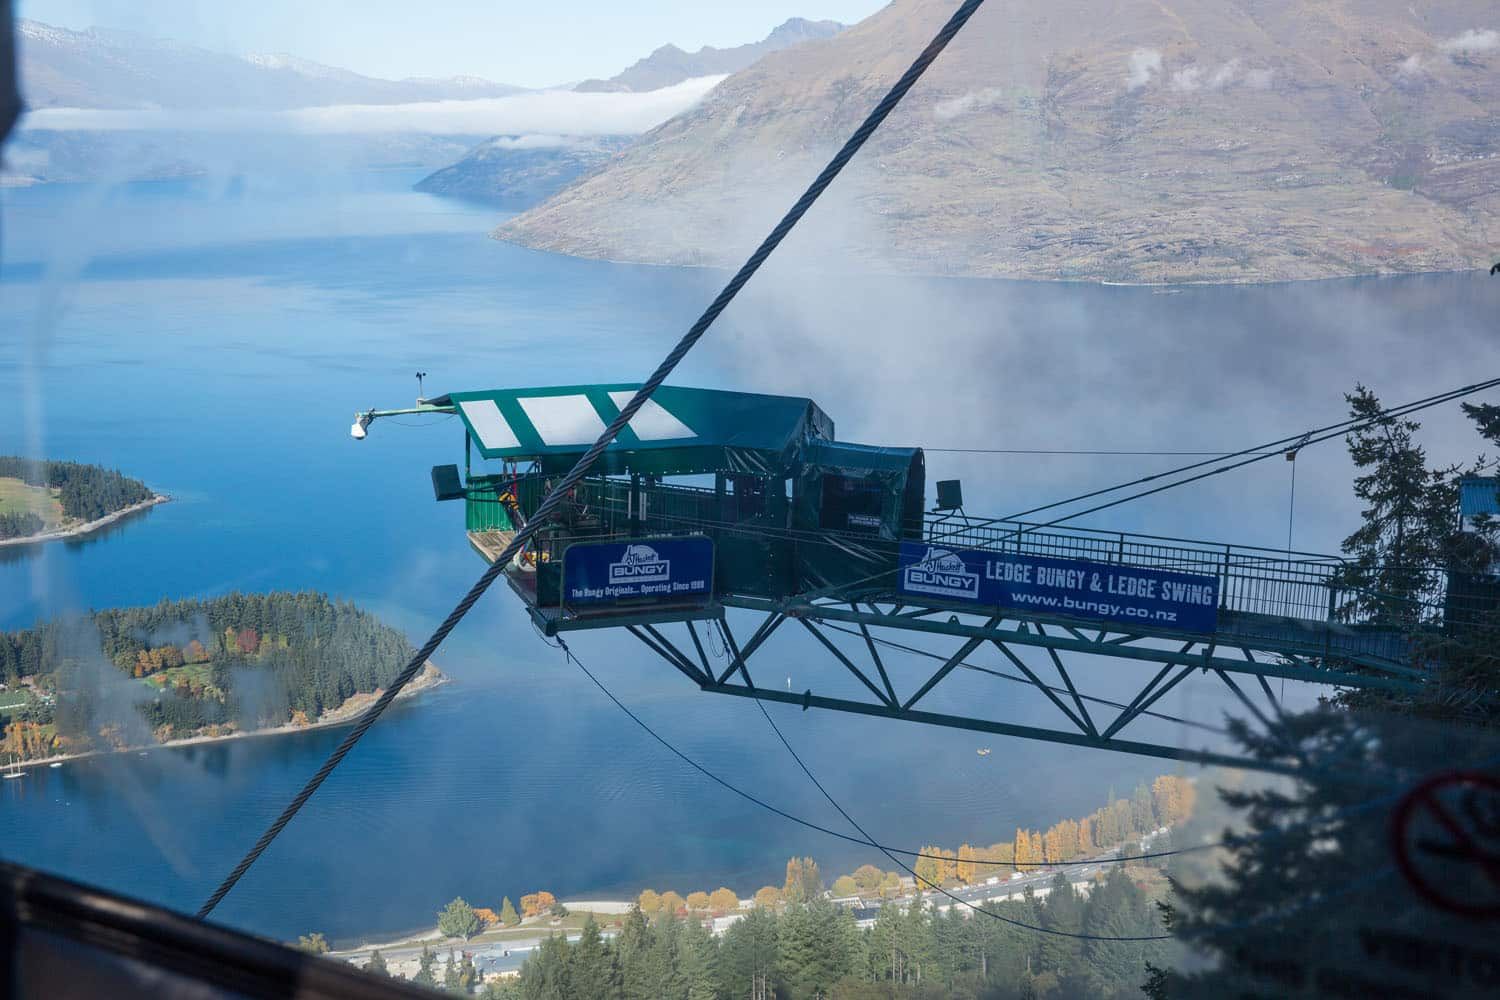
left=923, top=514, right=1350, bottom=623
left=461, top=473, right=1489, bottom=648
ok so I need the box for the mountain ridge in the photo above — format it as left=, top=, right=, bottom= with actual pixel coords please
left=573, top=17, right=844, bottom=93
left=500, top=0, right=1500, bottom=284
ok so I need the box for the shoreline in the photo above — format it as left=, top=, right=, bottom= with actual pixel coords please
left=5, top=661, right=447, bottom=773
left=329, top=900, right=637, bottom=959
left=488, top=231, right=1490, bottom=289
left=0, top=493, right=171, bottom=549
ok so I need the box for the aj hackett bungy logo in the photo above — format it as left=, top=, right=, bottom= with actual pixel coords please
left=903, top=547, right=980, bottom=599
left=609, top=544, right=670, bottom=584
left=896, top=542, right=1221, bottom=632
left=566, top=537, right=713, bottom=606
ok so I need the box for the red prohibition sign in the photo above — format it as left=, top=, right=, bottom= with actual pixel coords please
left=1390, top=771, right=1500, bottom=919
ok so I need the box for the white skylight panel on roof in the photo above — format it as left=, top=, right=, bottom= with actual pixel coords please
left=608, top=391, right=695, bottom=441
left=518, top=394, right=607, bottom=446
left=458, top=399, right=520, bottom=451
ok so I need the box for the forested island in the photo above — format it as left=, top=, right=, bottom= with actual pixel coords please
left=0, top=591, right=442, bottom=763
left=0, top=456, right=164, bottom=542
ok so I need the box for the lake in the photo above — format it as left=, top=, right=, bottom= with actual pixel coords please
left=0, top=167, right=1495, bottom=945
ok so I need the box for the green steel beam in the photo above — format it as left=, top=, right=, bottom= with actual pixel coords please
left=702, top=682, right=1302, bottom=776
left=537, top=604, right=725, bottom=636
left=733, top=597, right=1424, bottom=694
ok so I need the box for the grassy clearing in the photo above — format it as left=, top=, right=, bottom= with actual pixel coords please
left=142, top=661, right=218, bottom=693
left=0, top=690, right=30, bottom=712
left=0, top=477, right=63, bottom=527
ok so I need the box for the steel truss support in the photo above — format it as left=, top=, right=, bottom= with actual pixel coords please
left=556, top=594, right=1426, bottom=775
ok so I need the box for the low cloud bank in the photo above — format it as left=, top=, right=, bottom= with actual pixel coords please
left=21, top=76, right=727, bottom=136
left=1125, top=49, right=1162, bottom=91
left=1439, top=28, right=1498, bottom=55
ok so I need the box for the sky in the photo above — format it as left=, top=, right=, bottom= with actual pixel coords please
left=17, top=0, right=890, bottom=89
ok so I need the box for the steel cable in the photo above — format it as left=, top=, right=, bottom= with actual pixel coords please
left=553, top=631, right=1409, bottom=941
left=197, top=0, right=990, bottom=919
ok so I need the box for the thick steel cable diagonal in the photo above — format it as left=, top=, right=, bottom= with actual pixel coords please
left=197, top=0, right=989, bottom=919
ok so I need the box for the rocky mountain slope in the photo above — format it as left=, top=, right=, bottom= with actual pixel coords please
left=499, top=0, right=1500, bottom=283
left=573, top=17, right=843, bottom=93
left=17, top=18, right=523, bottom=110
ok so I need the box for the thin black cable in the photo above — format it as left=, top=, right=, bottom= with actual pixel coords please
left=197, top=0, right=989, bottom=919
left=799, top=378, right=1499, bottom=603
left=551, top=636, right=1460, bottom=941
left=1012, top=378, right=1500, bottom=530
left=925, top=448, right=1279, bottom=456
left=551, top=633, right=1197, bottom=870
left=1026, top=380, right=1499, bottom=532
left=749, top=679, right=1416, bottom=941
left=748, top=682, right=1173, bottom=940
left=553, top=633, right=1443, bottom=877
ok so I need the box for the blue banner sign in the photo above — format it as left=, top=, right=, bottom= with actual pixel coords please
left=897, top=542, right=1220, bottom=632
left=563, top=537, right=714, bottom=607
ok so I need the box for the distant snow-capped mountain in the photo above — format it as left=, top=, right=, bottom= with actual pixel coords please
left=16, top=19, right=525, bottom=110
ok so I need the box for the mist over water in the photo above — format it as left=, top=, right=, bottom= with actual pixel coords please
left=0, top=170, right=1494, bottom=944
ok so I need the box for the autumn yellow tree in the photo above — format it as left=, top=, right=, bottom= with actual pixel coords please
left=686, top=891, right=710, bottom=912
left=708, top=887, right=738, bottom=912
left=782, top=857, right=822, bottom=903
left=913, top=845, right=943, bottom=888
left=831, top=876, right=858, bottom=897
left=1077, top=816, right=1095, bottom=856
left=519, top=891, right=557, bottom=918
left=753, top=886, right=781, bottom=909
left=1151, top=774, right=1197, bottom=825
left=658, top=891, right=685, bottom=916
left=956, top=844, right=977, bottom=884
left=637, top=889, right=661, bottom=916
left=938, top=848, right=958, bottom=883
left=852, top=864, right=883, bottom=892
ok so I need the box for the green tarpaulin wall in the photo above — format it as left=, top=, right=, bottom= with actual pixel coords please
left=442, top=384, right=835, bottom=476
left=793, top=440, right=925, bottom=594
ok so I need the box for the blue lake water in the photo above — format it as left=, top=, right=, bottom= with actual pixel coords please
left=0, top=169, right=1495, bottom=945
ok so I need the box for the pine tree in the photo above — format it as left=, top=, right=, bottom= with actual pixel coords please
left=518, top=934, right=570, bottom=1000
left=443, top=951, right=459, bottom=992
left=365, top=949, right=388, bottom=977
left=776, top=903, right=838, bottom=998
left=567, top=915, right=614, bottom=998
left=616, top=906, right=657, bottom=1000
left=500, top=896, right=520, bottom=927
left=679, top=917, right=721, bottom=1000
left=720, top=906, right=777, bottom=1000
left=1079, top=870, right=1167, bottom=997
left=413, top=946, right=438, bottom=988
left=1038, top=875, right=1083, bottom=977
left=1335, top=384, right=1461, bottom=625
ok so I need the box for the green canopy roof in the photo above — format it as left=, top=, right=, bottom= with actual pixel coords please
left=441, top=384, right=835, bottom=475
